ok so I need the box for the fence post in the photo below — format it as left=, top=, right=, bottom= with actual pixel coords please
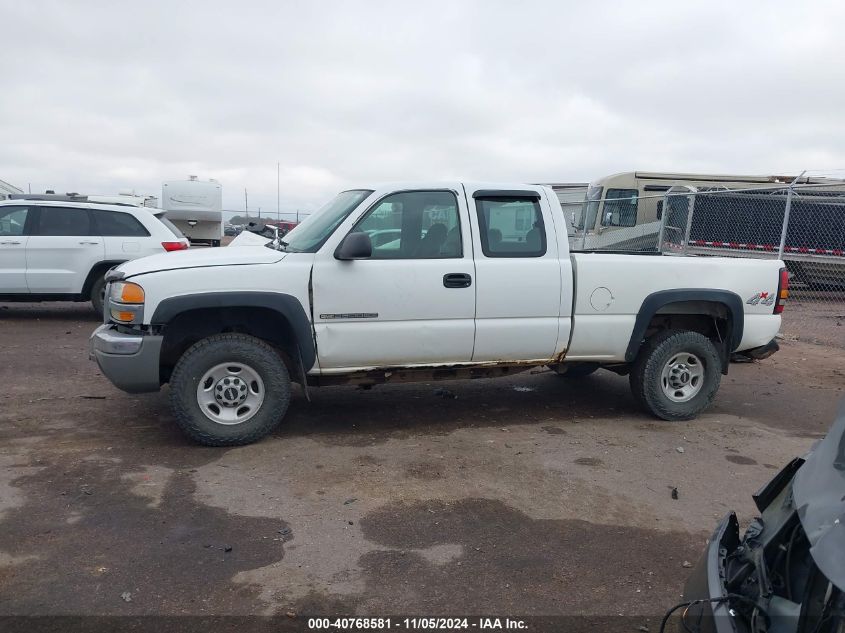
left=657, top=192, right=668, bottom=252
left=778, top=171, right=804, bottom=260
left=580, top=217, right=588, bottom=251
left=777, top=186, right=794, bottom=260
left=682, top=192, right=694, bottom=255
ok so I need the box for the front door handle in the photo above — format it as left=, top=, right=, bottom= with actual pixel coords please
left=0, top=240, right=21, bottom=245
left=443, top=273, right=472, bottom=288
left=79, top=241, right=100, bottom=245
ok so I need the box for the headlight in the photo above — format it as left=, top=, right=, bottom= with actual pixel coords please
left=109, top=281, right=144, bottom=323
left=110, top=281, right=145, bottom=304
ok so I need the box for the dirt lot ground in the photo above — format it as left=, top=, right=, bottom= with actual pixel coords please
left=1, top=302, right=843, bottom=628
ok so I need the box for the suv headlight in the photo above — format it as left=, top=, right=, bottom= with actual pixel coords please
left=109, top=281, right=145, bottom=324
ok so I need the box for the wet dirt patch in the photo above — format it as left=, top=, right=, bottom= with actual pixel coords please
left=574, top=457, right=603, bottom=467
left=0, top=455, right=291, bottom=615
left=725, top=455, right=758, bottom=466
left=404, top=461, right=444, bottom=481
left=541, top=426, right=567, bottom=435
left=357, top=498, right=701, bottom=615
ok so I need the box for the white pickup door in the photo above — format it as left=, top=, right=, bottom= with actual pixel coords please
left=311, top=184, right=572, bottom=371
left=25, top=205, right=104, bottom=294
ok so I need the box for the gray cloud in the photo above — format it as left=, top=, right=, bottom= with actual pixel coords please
left=2, top=0, right=844, bottom=216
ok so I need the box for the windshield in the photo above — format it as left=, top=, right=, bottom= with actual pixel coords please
left=580, top=185, right=602, bottom=230
left=281, top=190, right=373, bottom=253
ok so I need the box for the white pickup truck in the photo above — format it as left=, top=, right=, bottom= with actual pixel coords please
left=90, top=182, right=788, bottom=446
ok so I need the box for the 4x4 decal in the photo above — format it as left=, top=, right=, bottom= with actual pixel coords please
left=746, top=292, right=775, bottom=306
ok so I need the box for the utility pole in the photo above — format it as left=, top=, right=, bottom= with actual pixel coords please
left=244, top=188, right=249, bottom=218
left=277, top=162, right=280, bottom=220
left=258, top=207, right=261, bottom=219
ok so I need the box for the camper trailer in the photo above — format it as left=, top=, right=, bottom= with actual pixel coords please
left=572, top=172, right=815, bottom=251
left=161, top=176, right=223, bottom=246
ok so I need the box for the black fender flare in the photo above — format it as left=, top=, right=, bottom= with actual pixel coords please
left=151, top=292, right=316, bottom=371
left=624, top=289, right=744, bottom=363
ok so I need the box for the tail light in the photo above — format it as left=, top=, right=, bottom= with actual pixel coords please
left=162, top=240, right=189, bottom=252
left=774, top=267, right=789, bottom=314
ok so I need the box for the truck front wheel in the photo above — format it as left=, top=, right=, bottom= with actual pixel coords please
left=630, top=329, right=721, bottom=421
left=169, top=333, right=291, bottom=446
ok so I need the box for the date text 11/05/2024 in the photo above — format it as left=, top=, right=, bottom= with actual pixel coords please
left=307, top=617, right=528, bottom=630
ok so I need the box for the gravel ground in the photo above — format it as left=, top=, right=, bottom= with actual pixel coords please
left=0, top=302, right=843, bottom=628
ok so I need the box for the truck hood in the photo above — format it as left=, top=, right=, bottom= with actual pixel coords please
left=792, top=398, right=845, bottom=591
left=119, top=246, right=286, bottom=278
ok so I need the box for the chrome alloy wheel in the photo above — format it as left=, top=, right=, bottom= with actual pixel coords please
left=196, top=362, right=265, bottom=425
left=660, top=353, right=704, bottom=402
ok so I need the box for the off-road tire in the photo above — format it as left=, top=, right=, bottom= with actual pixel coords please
left=169, top=333, right=291, bottom=446
left=629, top=329, right=721, bottom=421
left=90, top=275, right=106, bottom=315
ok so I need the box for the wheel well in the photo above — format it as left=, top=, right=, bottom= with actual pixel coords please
left=639, top=300, right=734, bottom=372
left=81, top=261, right=125, bottom=297
left=159, top=307, right=301, bottom=384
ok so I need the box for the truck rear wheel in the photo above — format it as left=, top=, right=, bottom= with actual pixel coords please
left=169, top=333, right=291, bottom=446
left=630, top=329, right=721, bottom=421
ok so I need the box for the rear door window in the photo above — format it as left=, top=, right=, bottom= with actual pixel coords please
left=91, top=209, right=150, bottom=236
left=475, top=197, right=546, bottom=257
left=34, top=206, right=93, bottom=236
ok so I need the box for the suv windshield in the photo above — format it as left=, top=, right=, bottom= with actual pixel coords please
left=280, top=190, right=373, bottom=253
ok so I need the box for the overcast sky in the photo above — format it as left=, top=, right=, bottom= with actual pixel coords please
left=2, top=0, right=844, bottom=217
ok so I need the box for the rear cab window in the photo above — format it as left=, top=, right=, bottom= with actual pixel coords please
left=474, top=193, right=546, bottom=257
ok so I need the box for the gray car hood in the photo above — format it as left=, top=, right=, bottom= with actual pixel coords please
left=118, top=246, right=285, bottom=278
left=793, top=398, right=845, bottom=590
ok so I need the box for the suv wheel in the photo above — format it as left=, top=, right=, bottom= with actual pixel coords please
left=630, top=329, right=721, bottom=421
left=90, top=275, right=106, bottom=314
left=169, top=333, right=291, bottom=446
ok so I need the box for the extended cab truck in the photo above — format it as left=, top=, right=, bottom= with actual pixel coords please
left=90, top=182, right=788, bottom=446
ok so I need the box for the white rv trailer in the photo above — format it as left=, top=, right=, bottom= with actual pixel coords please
left=161, top=176, right=223, bottom=246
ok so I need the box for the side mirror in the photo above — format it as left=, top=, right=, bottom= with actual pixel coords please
left=603, top=211, right=614, bottom=226
left=335, top=232, right=373, bottom=260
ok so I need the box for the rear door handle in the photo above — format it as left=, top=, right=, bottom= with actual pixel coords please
left=443, top=273, right=472, bottom=288
left=0, top=240, right=21, bottom=245
left=79, top=241, right=100, bottom=245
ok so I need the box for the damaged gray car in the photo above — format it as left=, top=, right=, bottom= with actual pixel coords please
left=671, top=402, right=845, bottom=632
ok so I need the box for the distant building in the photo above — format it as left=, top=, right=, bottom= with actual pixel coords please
left=0, top=179, right=23, bottom=200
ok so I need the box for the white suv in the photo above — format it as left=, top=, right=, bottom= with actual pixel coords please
left=0, top=196, right=189, bottom=312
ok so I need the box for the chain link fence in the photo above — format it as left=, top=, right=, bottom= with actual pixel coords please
left=566, top=181, right=845, bottom=348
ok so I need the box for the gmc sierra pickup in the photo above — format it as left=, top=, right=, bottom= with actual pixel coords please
left=90, top=182, right=787, bottom=446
